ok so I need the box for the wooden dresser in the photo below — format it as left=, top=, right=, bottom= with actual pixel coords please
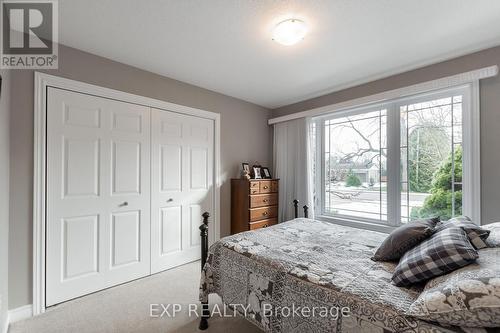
left=231, top=179, right=279, bottom=234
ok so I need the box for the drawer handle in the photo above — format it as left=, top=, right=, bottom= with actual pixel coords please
left=263, top=186, right=269, bottom=189
left=263, top=224, right=268, bottom=228
left=263, top=199, right=268, bottom=203
left=263, top=211, right=268, bottom=216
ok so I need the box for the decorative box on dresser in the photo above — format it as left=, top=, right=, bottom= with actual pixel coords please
left=231, top=179, right=279, bottom=234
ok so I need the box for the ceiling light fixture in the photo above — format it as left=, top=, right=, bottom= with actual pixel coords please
left=272, top=19, right=308, bottom=46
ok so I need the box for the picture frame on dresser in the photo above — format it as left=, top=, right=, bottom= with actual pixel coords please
left=261, top=167, right=272, bottom=179
left=252, top=166, right=262, bottom=179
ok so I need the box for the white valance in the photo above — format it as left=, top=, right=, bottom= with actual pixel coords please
left=269, top=65, right=498, bottom=125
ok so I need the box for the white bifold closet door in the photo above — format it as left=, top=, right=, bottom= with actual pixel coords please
left=46, top=88, right=151, bottom=306
left=150, top=109, right=214, bottom=273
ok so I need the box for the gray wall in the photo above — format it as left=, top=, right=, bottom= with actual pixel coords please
left=0, top=70, right=11, bottom=330
left=272, top=46, right=500, bottom=227
left=8, top=44, right=271, bottom=309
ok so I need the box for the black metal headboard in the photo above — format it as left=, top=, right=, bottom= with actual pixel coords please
left=293, top=199, right=309, bottom=218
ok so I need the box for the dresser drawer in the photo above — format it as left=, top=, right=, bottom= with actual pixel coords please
left=259, top=180, right=272, bottom=193
left=250, top=206, right=278, bottom=222
left=249, top=181, right=260, bottom=194
left=250, top=194, right=278, bottom=208
left=249, top=218, right=277, bottom=230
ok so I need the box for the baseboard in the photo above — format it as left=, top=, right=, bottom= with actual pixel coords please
left=8, top=304, right=32, bottom=324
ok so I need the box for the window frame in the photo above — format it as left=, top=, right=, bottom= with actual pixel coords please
left=316, top=104, right=390, bottom=226
left=314, top=83, right=479, bottom=231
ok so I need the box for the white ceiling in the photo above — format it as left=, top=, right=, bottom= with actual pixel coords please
left=59, top=0, right=500, bottom=109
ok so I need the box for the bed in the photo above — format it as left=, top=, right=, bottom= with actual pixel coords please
left=197, top=210, right=496, bottom=333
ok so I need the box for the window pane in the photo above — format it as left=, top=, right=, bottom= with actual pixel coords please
left=380, top=148, right=388, bottom=220
left=400, top=147, right=408, bottom=183
left=453, top=184, right=463, bottom=217
left=453, top=104, right=463, bottom=144
left=401, top=188, right=410, bottom=222
left=400, top=95, right=463, bottom=222
left=323, top=110, right=387, bottom=221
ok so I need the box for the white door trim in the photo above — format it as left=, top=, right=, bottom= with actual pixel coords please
left=33, top=72, right=221, bottom=315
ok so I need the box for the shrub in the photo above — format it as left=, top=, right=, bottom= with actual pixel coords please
left=411, top=147, right=462, bottom=221
left=345, top=170, right=362, bottom=187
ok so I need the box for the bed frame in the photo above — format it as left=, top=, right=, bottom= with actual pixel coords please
left=198, top=200, right=309, bottom=330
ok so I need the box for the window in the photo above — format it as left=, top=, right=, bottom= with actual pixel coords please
left=323, top=109, right=387, bottom=221
left=400, top=95, right=463, bottom=223
left=314, top=85, right=475, bottom=228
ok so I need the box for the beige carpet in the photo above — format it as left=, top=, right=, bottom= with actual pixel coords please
left=9, top=261, right=262, bottom=333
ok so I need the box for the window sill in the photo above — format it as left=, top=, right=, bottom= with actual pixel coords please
left=315, top=215, right=396, bottom=234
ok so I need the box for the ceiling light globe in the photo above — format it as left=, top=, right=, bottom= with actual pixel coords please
left=272, top=19, right=307, bottom=46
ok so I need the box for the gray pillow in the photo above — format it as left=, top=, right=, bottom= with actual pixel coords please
left=371, top=217, right=439, bottom=261
left=392, top=227, right=478, bottom=286
left=435, top=216, right=490, bottom=249
left=407, top=247, right=500, bottom=327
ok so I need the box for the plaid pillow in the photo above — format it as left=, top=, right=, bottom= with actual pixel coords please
left=435, top=216, right=490, bottom=249
left=392, top=227, right=478, bottom=286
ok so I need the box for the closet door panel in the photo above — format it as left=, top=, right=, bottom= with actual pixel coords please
left=151, top=109, right=214, bottom=273
left=46, top=88, right=150, bottom=306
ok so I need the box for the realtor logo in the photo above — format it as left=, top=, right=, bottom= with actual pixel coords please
left=1, top=0, right=58, bottom=69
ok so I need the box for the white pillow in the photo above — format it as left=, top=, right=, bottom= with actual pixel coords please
left=483, top=222, right=500, bottom=247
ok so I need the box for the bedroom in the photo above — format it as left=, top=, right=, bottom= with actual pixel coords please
left=0, top=0, right=500, bottom=332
